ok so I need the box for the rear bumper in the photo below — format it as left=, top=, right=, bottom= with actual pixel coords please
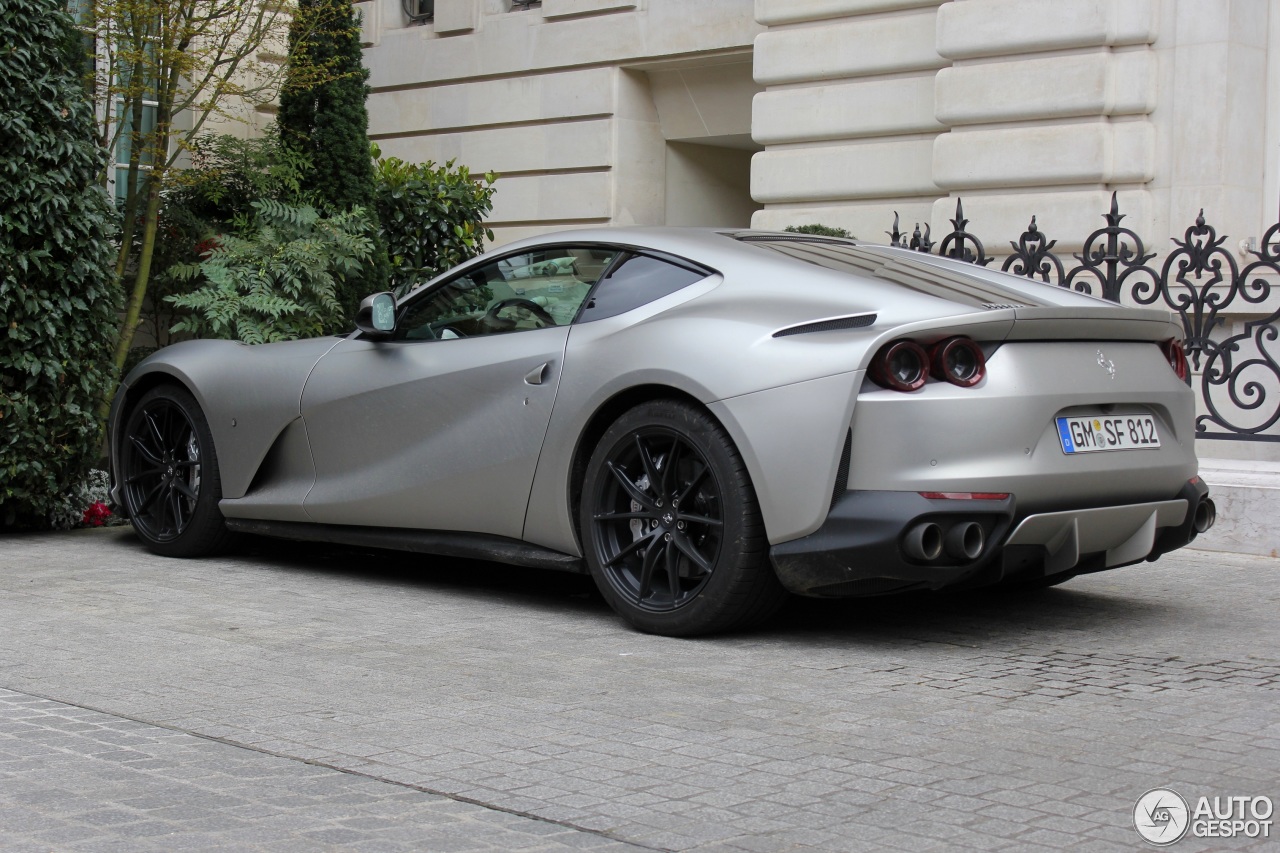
left=769, top=479, right=1212, bottom=597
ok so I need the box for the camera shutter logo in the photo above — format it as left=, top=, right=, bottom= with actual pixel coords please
left=1135, top=788, right=1191, bottom=845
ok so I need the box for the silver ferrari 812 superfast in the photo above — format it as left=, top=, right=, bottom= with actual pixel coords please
left=108, top=228, right=1215, bottom=636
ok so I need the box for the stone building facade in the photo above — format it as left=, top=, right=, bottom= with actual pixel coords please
left=357, top=0, right=1279, bottom=256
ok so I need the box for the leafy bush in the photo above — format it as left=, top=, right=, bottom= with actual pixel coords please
left=165, top=200, right=374, bottom=344
left=374, top=156, right=497, bottom=294
left=0, top=0, right=121, bottom=529
left=785, top=224, right=853, bottom=238
left=47, top=469, right=112, bottom=530
left=165, top=129, right=310, bottom=231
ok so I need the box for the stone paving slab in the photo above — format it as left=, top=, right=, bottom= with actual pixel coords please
left=0, top=526, right=1277, bottom=851
left=0, top=688, right=647, bottom=852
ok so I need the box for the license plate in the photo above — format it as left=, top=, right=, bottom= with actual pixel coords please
left=1056, top=414, right=1161, bottom=454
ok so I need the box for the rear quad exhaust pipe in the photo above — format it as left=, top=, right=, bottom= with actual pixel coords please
left=903, top=522, right=943, bottom=562
left=944, top=521, right=985, bottom=561
left=1193, top=498, right=1217, bottom=534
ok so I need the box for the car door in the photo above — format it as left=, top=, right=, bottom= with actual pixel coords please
left=299, top=246, right=619, bottom=539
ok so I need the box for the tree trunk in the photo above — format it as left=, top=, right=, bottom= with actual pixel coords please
left=110, top=170, right=163, bottom=378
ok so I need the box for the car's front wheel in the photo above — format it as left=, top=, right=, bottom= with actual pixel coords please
left=580, top=400, right=786, bottom=636
left=120, top=384, right=233, bottom=557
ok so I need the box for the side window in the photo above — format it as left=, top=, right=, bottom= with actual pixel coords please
left=575, top=254, right=709, bottom=323
left=395, top=247, right=620, bottom=340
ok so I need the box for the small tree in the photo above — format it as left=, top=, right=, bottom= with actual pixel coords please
left=374, top=156, right=497, bottom=294
left=88, top=0, right=296, bottom=382
left=0, top=0, right=121, bottom=527
left=279, top=0, right=389, bottom=320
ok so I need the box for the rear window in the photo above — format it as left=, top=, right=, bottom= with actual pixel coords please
left=738, top=237, right=1057, bottom=309
left=575, top=253, right=709, bottom=323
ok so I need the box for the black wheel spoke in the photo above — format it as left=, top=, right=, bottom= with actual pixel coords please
left=661, top=438, right=682, bottom=494
left=134, top=481, right=165, bottom=514
left=634, top=435, right=662, bottom=493
left=155, top=482, right=172, bottom=534
left=664, top=540, right=681, bottom=600
left=144, top=410, right=166, bottom=450
left=593, top=510, right=652, bottom=522
left=676, top=512, right=721, bottom=528
left=672, top=533, right=713, bottom=575
left=602, top=531, right=655, bottom=567
left=607, top=461, right=656, bottom=510
left=168, top=487, right=186, bottom=535
left=637, top=536, right=664, bottom=599
left=675, top=462, right=709, bottom=507
left=125, top=466, right=165, bottom=485
left=129, top=435, right=163, bottom=466
left=172, top=478, right=198, bottom=501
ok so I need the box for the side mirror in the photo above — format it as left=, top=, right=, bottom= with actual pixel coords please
left=356, top=292, right=397, bottom=338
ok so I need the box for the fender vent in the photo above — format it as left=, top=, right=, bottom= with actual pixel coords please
left=831, top=429, right=852, bottom=510
left=982, top=303, right=1025, bottom=310
left=774, top=314, right=877, bottom=338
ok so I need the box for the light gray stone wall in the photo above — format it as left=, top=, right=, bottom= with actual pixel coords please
left=358, top=0, right=762, bottom=245
left=750, top=0, right=1277, bottom=257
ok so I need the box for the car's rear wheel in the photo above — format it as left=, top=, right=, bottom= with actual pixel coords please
left=120, top=385, right=233, bottom=557
left=581, top=400, right=786, bottom=636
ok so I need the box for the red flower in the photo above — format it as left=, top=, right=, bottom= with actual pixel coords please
left=82, top=501, right=112, bottom=527
left=195, top=236, right=221, bottom=259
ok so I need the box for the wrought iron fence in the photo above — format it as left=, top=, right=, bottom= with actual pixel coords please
left=886, top=195, right=1280, bottom=443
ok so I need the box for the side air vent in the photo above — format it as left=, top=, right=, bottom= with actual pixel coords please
left=831, top=429, right=852, bottom=510
left=773, top=313, right=877, bottom=338
left=982, top=303, right=1025, bottom=310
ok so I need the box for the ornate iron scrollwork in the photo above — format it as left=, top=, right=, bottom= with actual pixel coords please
left=879, top=194, right=1280, bottom=441
left=1002, top=216, right=1065, bottom=283
left=887, top=212, right=932, bottom=252
left=936, top=199, right=992, bottom=266
left=1193, top=221, right=1280, bottom=440
left=1065, top=193, right=1158, bottom=301
left=1133, top=210, right=1240, bottom=370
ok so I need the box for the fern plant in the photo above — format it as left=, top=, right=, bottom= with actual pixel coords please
left=165, top=200, right=374, bottom=344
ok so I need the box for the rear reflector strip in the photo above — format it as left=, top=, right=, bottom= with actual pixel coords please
left=919, top=492, right=1010, bottom=501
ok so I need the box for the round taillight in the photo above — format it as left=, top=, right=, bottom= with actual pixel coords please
left=930, top=337, right=986, bottom=387
left=1161, top=338, right=1189, bottom=382
left=870, top=340, right=929, bottom=391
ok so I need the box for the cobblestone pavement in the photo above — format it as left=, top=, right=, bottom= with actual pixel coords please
left=0, top=527, right=1276, bottom=852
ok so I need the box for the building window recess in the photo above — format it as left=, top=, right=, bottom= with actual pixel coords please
left=403, top=0, right=433, bottom=24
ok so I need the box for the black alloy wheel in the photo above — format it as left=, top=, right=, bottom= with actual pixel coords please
left=582, top=400, right=786, bottom=636
left=593, top=427, right=723, bottom=610
left=120, top=385, right=232, bottom=557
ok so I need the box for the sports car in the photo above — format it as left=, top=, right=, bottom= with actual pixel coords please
left=107, top=227, right=1216, bottom=636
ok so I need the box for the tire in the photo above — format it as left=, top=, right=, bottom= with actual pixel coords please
left=119, top=384, right=234, bottom=557
left=580, top=399, right=786, bottom=636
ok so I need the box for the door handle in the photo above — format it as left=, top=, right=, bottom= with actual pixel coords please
left=524, top=362, right=550, bottom=386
